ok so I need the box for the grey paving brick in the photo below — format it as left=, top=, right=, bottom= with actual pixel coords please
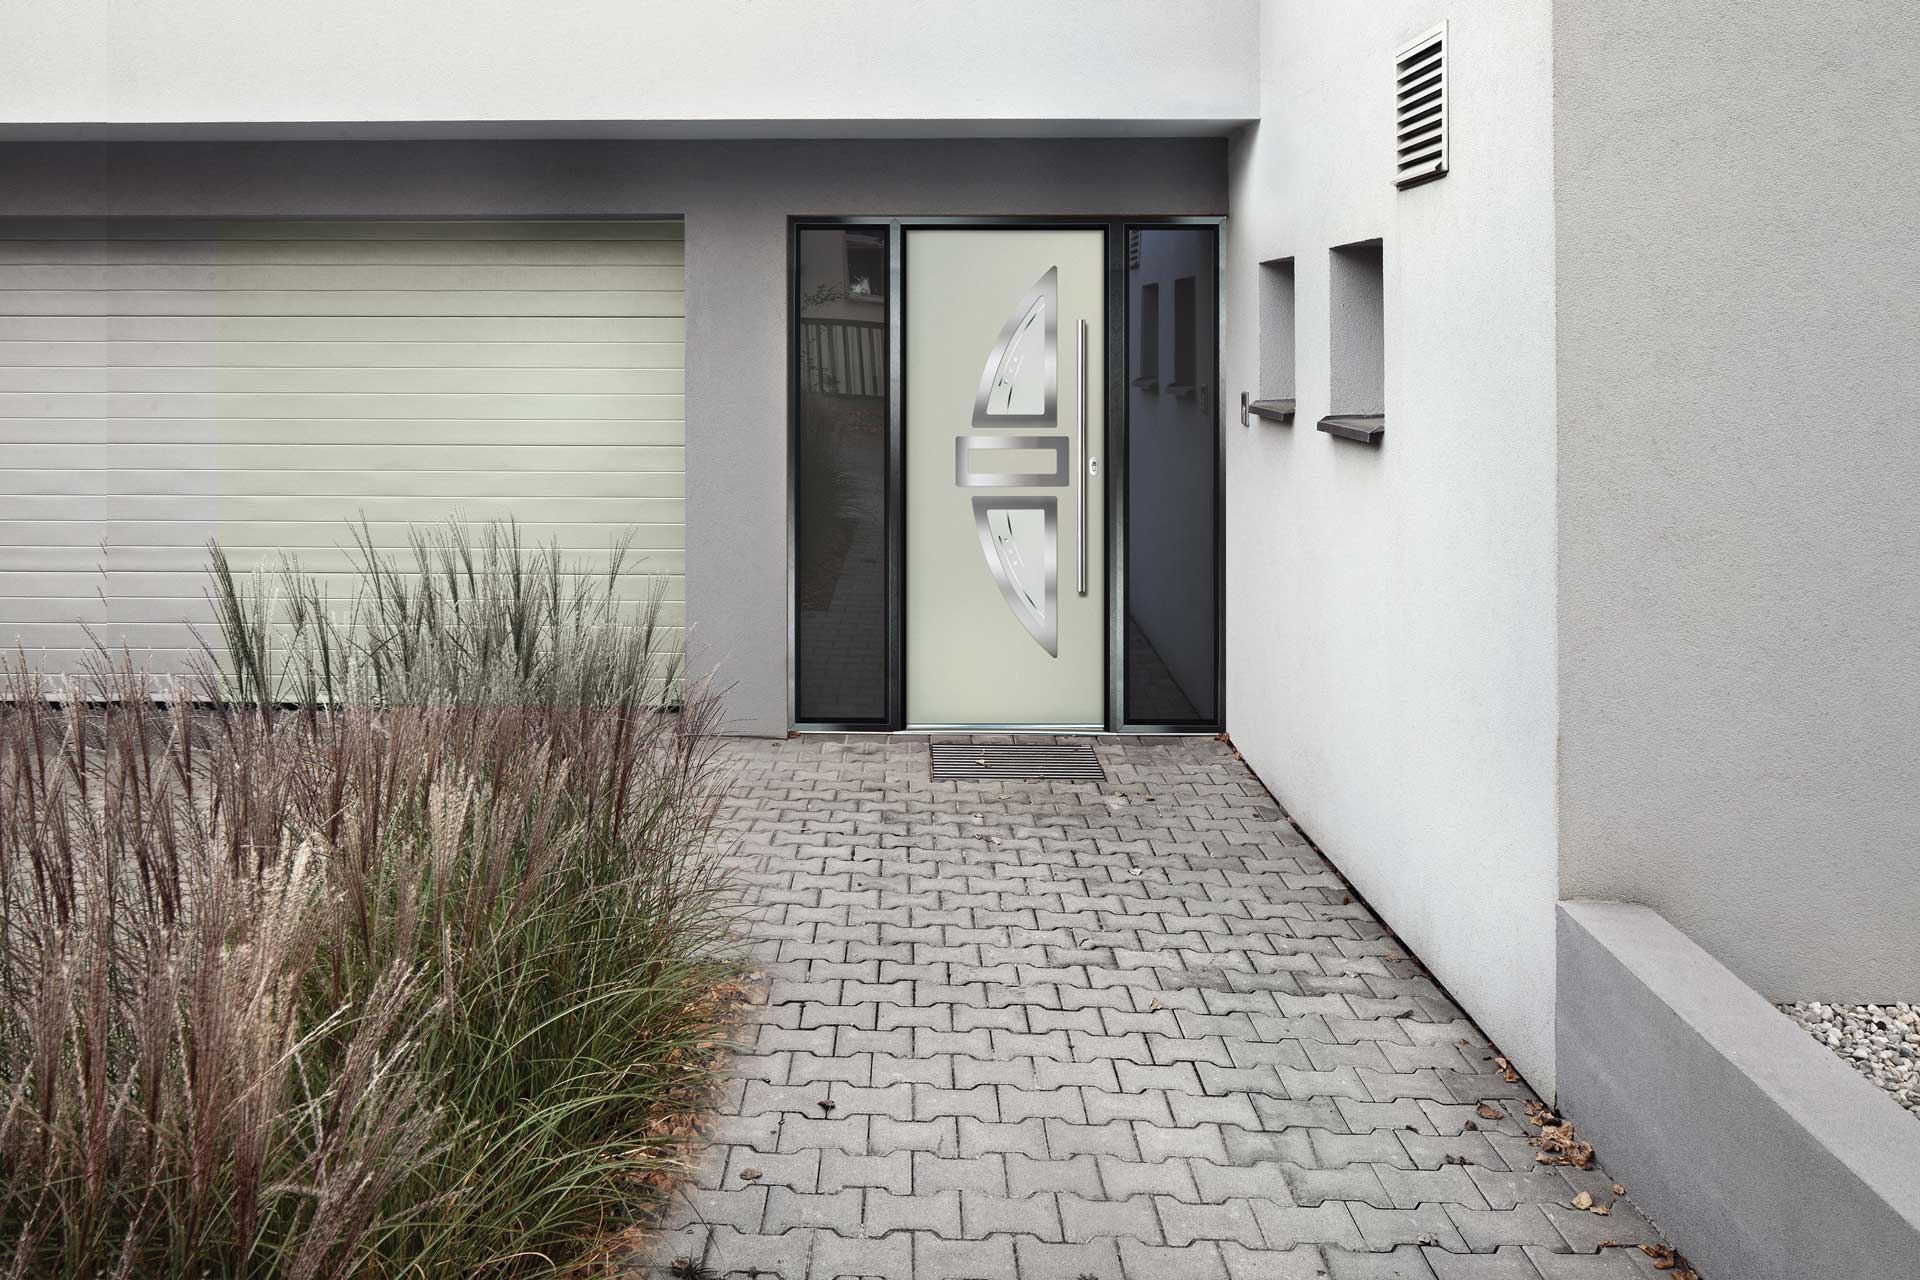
left=1158, top=1197, right=1265, bottom=1247
left=762, top=1187, right=864, bottom=1235
left=959, top=1115, right=1049, bottom=1158
left=1349, top=1203, right=1469, bottom=1252
left=808, top=1228, right=912, bottom=1280
left=646, top=737, right=1686, bottom=1280
left=1136, top=1120, right=1229, bottom=1164
left=1424, top=1245, right=1547, bottom=1280
left=658, top=1184, right=769, bottom=1232
left=1007, top=1151, right=1102, bottom=1199
left=869, top=1114, right=958, bottom=1156
left=1375, top=1165, right=1490, bottom=1210
left=1120, top=1239, right=1232, bottom=1280
left=815, top=1149, right=909, bottom=1194
left=1086, top=1087, right=1175, bottom=1126
left=913, top=1151, right=1008, bottom=1196
left=1325, top=1245, right=1442, bottom=1279
left=1521, top=1247, right=1643, bottom=1279
left=1014, top=1235, right=1123, bottom=1280
left=1191, top=1157, right=1295, bottom=1206
left=1251, top=1201, right=1367, bottom=1250
left=913, top=1232, right=1016, bottom=1280
left=1220, top=1243, right=1333, bottom=1280
left=1046, top=1118, right=1141, bottom=1160
left=702, top=1224, right=805, bottom=1279
left=961, top=1190, right=1062, bottom=1239
left=865, top=1186, right=961, bottom=1236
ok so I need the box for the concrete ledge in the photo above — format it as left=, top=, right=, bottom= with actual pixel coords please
left=1557, top=900, right=1920, bottom=1280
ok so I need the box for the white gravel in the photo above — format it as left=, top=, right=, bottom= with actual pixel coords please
left=1779, top=1001, right=1918, bottom=1117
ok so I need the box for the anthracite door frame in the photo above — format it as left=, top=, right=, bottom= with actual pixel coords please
left=787, top=215, right=1224, bottom=735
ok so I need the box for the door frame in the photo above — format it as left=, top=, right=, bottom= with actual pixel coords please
left=787, top=215, right=1225, bottom=734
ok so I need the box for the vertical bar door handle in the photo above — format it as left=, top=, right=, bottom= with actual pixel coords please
left=1076, top=318, right=1089, bottom=596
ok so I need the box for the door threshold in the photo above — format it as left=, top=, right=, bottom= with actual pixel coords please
left=904, top=723, right=1106, bottom=734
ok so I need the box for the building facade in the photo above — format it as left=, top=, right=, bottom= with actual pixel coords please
left=4, top=2, right=1916, bottom=1270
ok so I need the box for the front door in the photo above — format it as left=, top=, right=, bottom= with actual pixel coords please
left=905, top=229, right=1106, bottom=728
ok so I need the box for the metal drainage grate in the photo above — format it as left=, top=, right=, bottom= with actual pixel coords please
left=929, top=742, right=1105, bottom=781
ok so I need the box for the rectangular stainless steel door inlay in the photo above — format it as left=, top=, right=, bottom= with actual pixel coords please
left=907, top=230, right=1105, bottom=728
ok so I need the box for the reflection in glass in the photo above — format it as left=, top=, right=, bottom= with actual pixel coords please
left=795, top=227, right=890, bottom=723
left=1125, top=228, right=1219, bottom=726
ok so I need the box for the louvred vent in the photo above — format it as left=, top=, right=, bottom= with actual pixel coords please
left=1394, top=22, right=1448, bottom=188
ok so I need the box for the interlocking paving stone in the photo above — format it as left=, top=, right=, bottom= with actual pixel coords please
left=634, top=735, right=1693, bottom=1279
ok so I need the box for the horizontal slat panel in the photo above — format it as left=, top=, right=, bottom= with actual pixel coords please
left=0, top=220, right=683, bottom=240
left=4, top=545, right=687, bottom=574
left=0, top=419, right=685, bottom=446
left=0, top=393, right=682, bottom=419
left=2, top=635, right=687, bottom=664
left=1, top=290, right=682, bottom=317
left=0, top=265, right=685, bottom=292
left=2, top=619, right=687, bottom=648
left=0, top=340, right=682, bottom=368
left=3, top=467, right=682, bottom=499
left=0, top=366, right=684, bottom=394
left=0, top=574, right=683, bottom=604
left=4, top=444, right=682, bottom=472
left=0, top=520, right=682, bottom=549
left=0, top=315, right=684, bottom=341
left=0, top=219, right=684, bottom=676
left=0, top=239, right=683, bottom=265
left=0, top=495, right=683, bottom=522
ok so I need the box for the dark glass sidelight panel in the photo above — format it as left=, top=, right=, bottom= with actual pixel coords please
left=1124, top=227, right=1220, bottom=726
left=794, top=226, right=891, bottom=724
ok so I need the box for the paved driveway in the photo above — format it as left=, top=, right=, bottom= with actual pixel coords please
left=644, top=735, right=1680, bottom=1280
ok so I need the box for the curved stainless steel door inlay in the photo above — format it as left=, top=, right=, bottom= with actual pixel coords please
left=971, top=267, right=1057, bottom=424
left=971, top=496, right=1058, bottom=657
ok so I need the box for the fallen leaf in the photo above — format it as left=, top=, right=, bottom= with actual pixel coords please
left=1571, top=1191, right=1594, bottom=1211
left=1475, top=1103, right=1506, bottom=1121
left=1612, top=1183, right=1626, bottom=1196
left=738, top=1167, right=763, bottom=1181
left=1493, top=1055, right=1522, bottom=1083
left=1591, top=1202, right=1611, bottom=1216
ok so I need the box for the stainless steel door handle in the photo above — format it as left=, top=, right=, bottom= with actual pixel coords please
left=1076, top=318, right=1088, bottom=597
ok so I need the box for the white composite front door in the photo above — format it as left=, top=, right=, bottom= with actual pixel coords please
left=905, top=228, right=1106, bottom=729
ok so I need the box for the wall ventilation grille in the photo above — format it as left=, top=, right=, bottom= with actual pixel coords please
left=1394, top=22, right=1448, bottom=188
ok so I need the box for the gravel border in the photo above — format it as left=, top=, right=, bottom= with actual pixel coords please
left=1780, top=1001, right=1918, bottom=1117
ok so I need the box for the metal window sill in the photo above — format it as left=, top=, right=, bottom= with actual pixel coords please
left=1317, top=414, right=1385, bottom=445
left=1244, top=397, right=1295, bottom=425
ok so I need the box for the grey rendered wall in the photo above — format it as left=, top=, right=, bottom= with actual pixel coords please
left=1554, top=2, right=1920, bottom=1000
left=1225, top=2, right=1560, bottom=1087
left=0, top=139, right=1225, bottom=735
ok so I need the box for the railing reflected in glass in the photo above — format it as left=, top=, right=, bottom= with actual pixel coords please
left=794, top=226, right=891, bottom=724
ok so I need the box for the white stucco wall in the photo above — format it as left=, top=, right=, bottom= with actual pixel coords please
left=1225, top=1, right=1560, bottom=1087
left=0, top=0, right=1256, bottom=136
left=1555, top=0, right=1920, bottom=1002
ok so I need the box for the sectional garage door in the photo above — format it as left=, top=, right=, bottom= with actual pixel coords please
left=0, top=219, right=684, bottom=682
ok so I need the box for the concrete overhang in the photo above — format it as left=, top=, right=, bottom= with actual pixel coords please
left=0, top=0, right=1260, bottom=142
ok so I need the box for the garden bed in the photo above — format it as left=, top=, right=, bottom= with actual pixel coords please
left=0, top=522, right=741, bottom=1278
left=1780, top=1002, right=1919, bottom=1118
